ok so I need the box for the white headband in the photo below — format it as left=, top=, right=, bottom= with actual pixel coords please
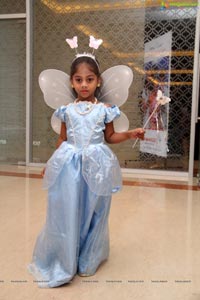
left=66, top=35, right=103, bottom=66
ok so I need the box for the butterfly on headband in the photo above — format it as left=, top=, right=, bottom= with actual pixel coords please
left=39, top=36, right=133, bottom=133
left=66, top=36, right=78, bottom=49
left=89, top=35, right=103, bottom=50
left=65, top=35, right=102, bottom=51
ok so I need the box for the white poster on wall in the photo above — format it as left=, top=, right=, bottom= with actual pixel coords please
left=140, top=31, right=172, bottom=157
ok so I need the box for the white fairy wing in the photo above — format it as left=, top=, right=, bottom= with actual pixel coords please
left=98, top=65, right=133, bottom=107
left=39, top=69, right=75, bottom=109
left=113, top=111, right=129, bottom=132
left=40, top=67, right=132, bottom=134
left=51, top=111, right=61, bottom=134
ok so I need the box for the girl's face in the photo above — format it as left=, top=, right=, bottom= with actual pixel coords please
left=71, top=62, right=100, bottom=101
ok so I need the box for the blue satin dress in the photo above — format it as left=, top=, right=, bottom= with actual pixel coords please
left=28, top=102, right=122, bottom=288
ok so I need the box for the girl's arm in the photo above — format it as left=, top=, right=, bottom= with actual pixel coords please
left=56, top=122, right=67, bottom=148
left=104, top=121, right=145, bottom=144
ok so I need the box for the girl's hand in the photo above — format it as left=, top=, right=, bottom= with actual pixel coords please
left=128, top=128, right=145, bottom=140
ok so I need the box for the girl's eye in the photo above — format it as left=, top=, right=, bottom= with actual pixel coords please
left=75, top=78, right=82, bottom=83
left=87, top=78, right=94, bottom=82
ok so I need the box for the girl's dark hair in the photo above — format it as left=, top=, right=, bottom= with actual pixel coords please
left=70, top=56, right=101, bottom=79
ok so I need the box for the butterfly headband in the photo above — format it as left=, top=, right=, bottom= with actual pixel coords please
left=66, top=35, right=103, bottom=66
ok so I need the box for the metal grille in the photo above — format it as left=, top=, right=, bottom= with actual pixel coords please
left=31, top=0, right=198, bottom=172
left=136, top=6, right=197, bottom=171
left=0, top=0, right=26, bottom=14
left=0, top=19, right=26, bottom=163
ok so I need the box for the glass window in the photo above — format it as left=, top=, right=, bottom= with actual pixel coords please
left=0, top=0, right=26, bottom=14
left=31, top=0, right=198, bottom=172
left=0, top=19, right=26, bottom=164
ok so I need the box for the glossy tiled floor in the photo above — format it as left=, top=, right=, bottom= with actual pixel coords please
left=0, top=166, right=200, bottom=300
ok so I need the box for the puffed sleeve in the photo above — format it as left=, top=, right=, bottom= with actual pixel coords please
left=104, top=105, right=120, bottom=123
left=54, top=105, right=68, bottom=122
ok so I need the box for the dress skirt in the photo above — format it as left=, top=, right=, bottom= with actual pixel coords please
left=28, top=152, right=111, bottom=288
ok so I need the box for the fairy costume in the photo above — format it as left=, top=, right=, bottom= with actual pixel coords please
left=28, top=36, right=134, bottom=288
left=28, top=101, right=122, bottom=288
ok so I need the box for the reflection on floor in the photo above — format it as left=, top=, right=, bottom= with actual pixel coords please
left=0, top=165, right=200, bottom=300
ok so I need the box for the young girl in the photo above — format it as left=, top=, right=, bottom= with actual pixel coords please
left=28, top=55, right=145, bottom=288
